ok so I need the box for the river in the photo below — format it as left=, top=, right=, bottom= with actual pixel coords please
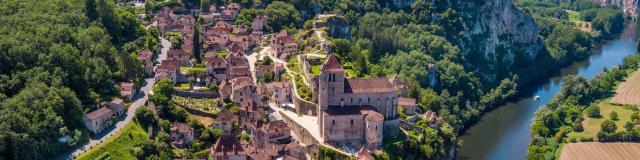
left=457, top=23, right=638, bottom=160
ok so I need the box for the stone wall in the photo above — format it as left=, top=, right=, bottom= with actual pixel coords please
left=279, top=111, right=319, bottom=145
left=399, top=119, right=423, bottom=133
left=174, top=89, right=218, bottom=98
left=294, top=95, right=317, bottom=116
left=322, top=114, right=366, bottom=143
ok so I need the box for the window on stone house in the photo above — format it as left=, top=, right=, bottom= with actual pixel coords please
left=332, top=120, right=335, bottom=125
left=350, top=119, right=353, bottom=126
left=368, top=97, right=370, bottom=103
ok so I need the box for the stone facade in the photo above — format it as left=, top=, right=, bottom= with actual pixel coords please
left=316, top=54, right=398, bottom=148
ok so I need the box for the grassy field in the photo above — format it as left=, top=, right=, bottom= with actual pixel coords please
left=76, top=121, right=148, bottom=160
left=566, top=10, right=582, bottom=22
left=567, top=101, right=635, bottom=140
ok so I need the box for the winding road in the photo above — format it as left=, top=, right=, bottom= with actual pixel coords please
left=62, top=36, right=170, bottom=160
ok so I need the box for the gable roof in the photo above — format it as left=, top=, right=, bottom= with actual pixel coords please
left=86, top=107, right=113, bottom=120
left=110, top=98, right=123, bottom=104
left=215, top=108, right=238, bottom=122
left=170, top=123, right=193, bottom=134
left=211, top=134, right=246, bottom=156
left=321, top=54, right=344, bottom=72
left=262, top=120, right=290, bottom=133
left=345, top=78, right=395, bottom=93
left=356, top=147, right=374, bottom=160
left=398, top=97, right=416, bottom=107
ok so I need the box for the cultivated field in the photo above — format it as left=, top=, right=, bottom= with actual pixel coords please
left=611, top=70, right=640, bottom=106
left=560, top=142, right=640, bottom=160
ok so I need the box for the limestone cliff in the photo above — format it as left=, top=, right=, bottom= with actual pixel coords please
left=594, top=0, right=639, bottom=16
left=453, top=0, right=543, bottom=82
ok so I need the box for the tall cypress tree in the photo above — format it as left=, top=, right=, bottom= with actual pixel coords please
left=192, top=12, right=201, bottom=63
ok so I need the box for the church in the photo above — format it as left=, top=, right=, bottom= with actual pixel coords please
left=316, top=54, right=400, bottom=149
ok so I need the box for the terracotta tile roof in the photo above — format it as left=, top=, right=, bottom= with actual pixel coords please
left=86, top=107, right=112, bottom=120
left=216, top=108, right=238, bottom=122
left=345, top=78, right=395, bottom=93
left=138, top=50, right=152, bottom=60
left=228, top=67, right=251, bottom=78
left=398, top=97, right=416, bottom=107
left=262, top=120, right=290, bottom=133
left=356, top=147, right=374, bottom=160
left=170, top=123, right=193, bottom=134
left=211, top=135, right=247, bottom=157
left=206, top=57, right=227, bottom=67
left=119, top=82, right=135, bottom=91
left=110, top=98, right=123, bottom=104
left=321, top=54, right=344, bottom=72
left=231, top=77, right=255, bottom=91
left=284, top=142, right=304, bottom=153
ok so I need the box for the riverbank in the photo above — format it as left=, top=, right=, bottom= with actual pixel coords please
left=458, top=23, right=639, bottom=160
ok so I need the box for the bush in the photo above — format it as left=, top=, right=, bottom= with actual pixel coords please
left=631, top=112, right=639, bottom=122
left=586, top=105, right=601, bottom=118
left=624, top=121, right=635, bottom=131
left=610, top=111, right=619, bottom=121
left=600, top=119, right=617, bottom=133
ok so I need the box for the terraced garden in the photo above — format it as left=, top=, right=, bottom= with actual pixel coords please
left=172, top=96, right=221, bottom=114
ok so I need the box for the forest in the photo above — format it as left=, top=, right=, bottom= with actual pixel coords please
left=0, top=0, right=158, bottom=158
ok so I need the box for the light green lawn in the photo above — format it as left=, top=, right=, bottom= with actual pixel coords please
left=311, top=65, right=321, bottom=75
left=568, top=101, right=635, bottom=140
left=76, top=121, right=148, bottom=160
left=566, top=10, right=582, bottom=22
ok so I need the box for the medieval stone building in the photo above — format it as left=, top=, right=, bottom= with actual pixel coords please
left=316, top=54, right=400, bottom=148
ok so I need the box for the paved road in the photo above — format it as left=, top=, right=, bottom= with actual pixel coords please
left=62, top=34, right=171, bottom=160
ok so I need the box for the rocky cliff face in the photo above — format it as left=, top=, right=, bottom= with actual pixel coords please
left=594, top=0, right=639, bottom=16
left=454, top=0, right=543, bottom=82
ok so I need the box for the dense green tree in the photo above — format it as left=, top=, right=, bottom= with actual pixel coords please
left=600, top=120, right=617, bottom=133
left=264, top=1, right=302, bottom=32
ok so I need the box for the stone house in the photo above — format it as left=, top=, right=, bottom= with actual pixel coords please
left=156, top=60, right=180, bottom=84
left=210, top=134, right=248, bottom=160
left=230, top=77, right=256, bottom=106
left=119, top=82, right=136, bottom=101
left=283, top=142, right=306, bottom=160
left=255, top=64, right=274, bottom=79
left=83, top=107, right=114, bottom=134
left=317, top=54, right=398, bottom=148
left=266, top=81, right=292, bottom=105
left=219, top=80, right=232, bottom=100
left=233, top=24, right=250, bottom=36
left=167, top=49, right=190, bottom=66
left=211, top=109, right=239, bottom=133
left=252, top=14, right=268, bottom=32
left=270, top=30, right=298, bottom=60
left=423, top=110, right=438, bottom=128
left=237, top=102, right=261, bottom=127
left=170, top=123, right=195, bottom=148
left=261, top=120, right=291, bottom=144
left=205, top=57, right=228, bottom=84
left=108, top=98, right=124, bottom=116
left=222, top=9, right=239, bottom=22
left=389, top=75, right=407, bottom=97
left=398, top=97, right=417, bottom=115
